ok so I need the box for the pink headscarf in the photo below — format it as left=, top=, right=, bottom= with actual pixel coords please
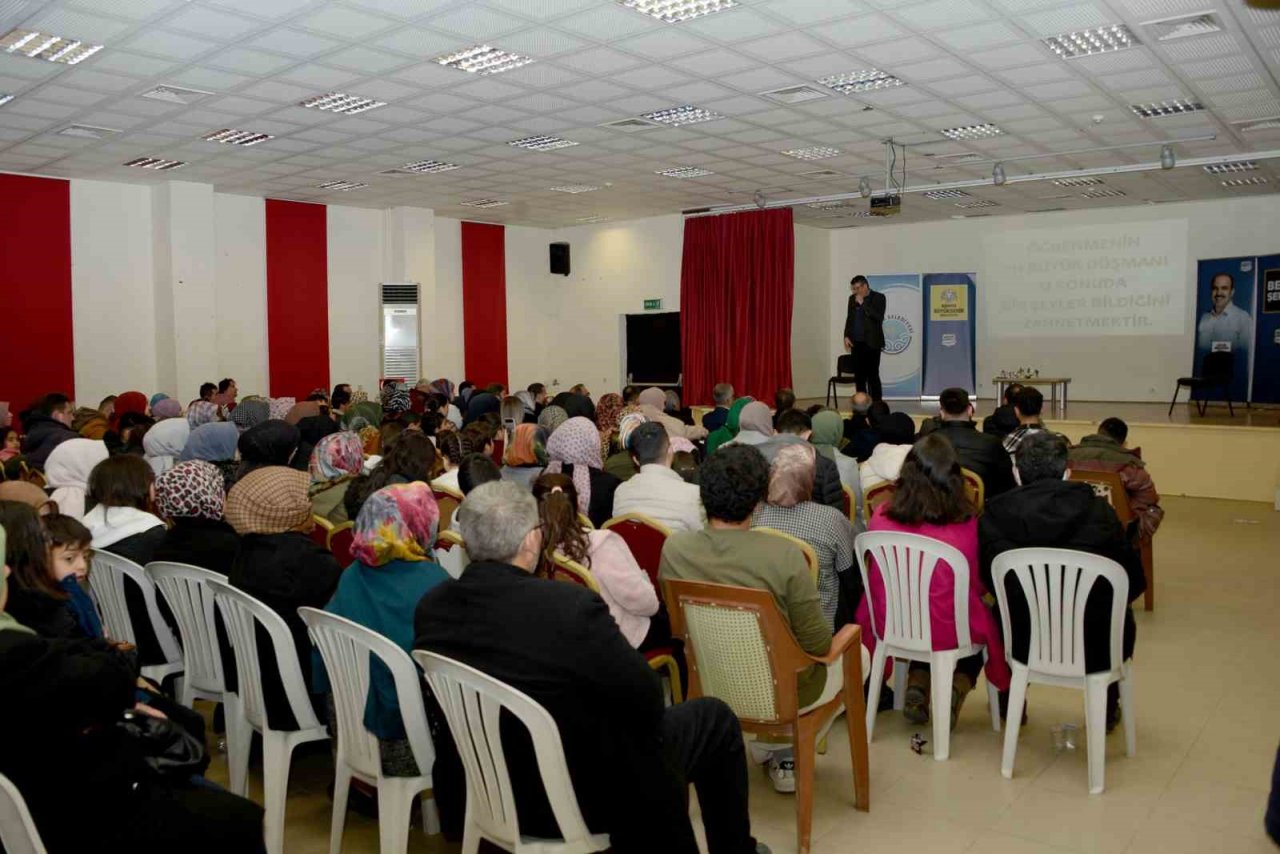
left=544, top=416, right=601, bottom=513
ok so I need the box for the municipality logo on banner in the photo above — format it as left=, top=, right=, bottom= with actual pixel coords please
left=883, top=315, right=914, bottom=355
left=941, top=333, right=957, bottom=347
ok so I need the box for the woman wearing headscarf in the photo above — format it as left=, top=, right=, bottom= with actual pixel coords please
left=237, top=420, right=300, bottom=480
left=187, top=399, right=222, bottom=429
left=427, top=379, right=463, bottom=429
left=514, top=389, right=538, bottom=423
left=152, top=460, right=239, bottom=575
left=142, top=416, right=190, bottom=476
left=381, top=383, right=411, bottom=419
left=604, top=412, right=646, bottom=482
left=544, top=416, right=622, bottom=528
left=309, top=432, right=364, bottom=524
left=152, top=398, right=183, bottom=421
left=229, top=398, right=270, bottom=432
left=537, top=404, right=568, bottom=436
left=181, top=422, right=241, bottom=491
left=501, top=423, right=547, bottom=491
left=550, top=391, right=595, bottom=423
left=313, top=483, right=448, bottom=776
left=462, top=391, right=500, bottom=427
left=705, top=396, right=754, bottom=455
left=226, top=465, right=342, bottom=727
left=499, top=395, right=525, bottom=437
left=44, top=439, right=109, bottom=520
left=110, top=391, right=149, bottom=433
left=724, top=401, right=774, bottom=448
left=636, top=386, right=707, bottom=442
left=267, top=397, right=295, bottom=422
left=811, top=408, right=863, bottom=525
left=595, top=393, right=626, bottom=459
left=752, top=443, right=858, bottom=630
left=341, top=400, right=382, bottom=432
left=0, top=480, right=58, bottom=515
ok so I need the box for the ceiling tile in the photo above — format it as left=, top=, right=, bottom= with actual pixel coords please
left=26, top=7, right=136, bottom=41
left=88, top=51, right=178, bottom=78
left=818, top=12, right=907, bottom=47
left=610, top=64, right=692, bottom=90
left=297, top=6, right=401, bottom=39
left=893, top=0, right=993, bottom=30
left=163, top=6, right=263, bottom=41
left=736, top=31, right=830, bottom=62
left=57, top=68, right=140, bottom=93
left=247, top=28, right=346, bottom=59
left=968, top=43, right=1049, bottom=69
left=616, top=28, right=712, bottom=60
left=325, top=45, right=414, bottom=74
left=555, top=46, right=646, bottom=74
left=934, top=21, right=1023, bottom=51
left=682, top=8, right=782, bottom=42
left=206, top=47, right=297, bottom=75
left=756, top=0, right=868, bottom=25
left=279, top=63, right=364, bottom=88
left=555, top=5, right=662, bottom=40
left=928, top=75, right=1001, bottom=97
left=425, top=6, right=530, bottom=40
left=171, top=66, right=254, bottom=91
left=66, top=0, right=182, bottom=20
left=124, top=29, right=221, bottom=61
left=858, top=36, right=940, bottom=65
left=895, top=57, right=972, bottom=82
left=994, top=63, right=1075, bottom=85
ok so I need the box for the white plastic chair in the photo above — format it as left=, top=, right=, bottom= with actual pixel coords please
left=208, top=579, right=330, bottom=854
left=145, top=562, right=228, bottom=708
left=412, top=649, right=610, bottom=854
left=88, top=551, right=184, bottom=686
left=0, top=772, right=47, bottom=854
left=991, top=547, right=1136, bottom=794
left=298, top=608, right=441, bottom=854
left=856, top=531, right=1000, bottom=761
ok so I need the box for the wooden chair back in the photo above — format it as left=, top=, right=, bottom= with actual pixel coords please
left=755, top=526, right=819, bottom=584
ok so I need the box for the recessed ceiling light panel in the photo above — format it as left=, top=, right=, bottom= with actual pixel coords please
left=924, top=189, right=971, bottom=200
left=1203, top=161, right=1257, bottom=174
left=435, top=44, right=532, bottom=75
left=818, top=69, right=904, bottom=95
left=657, top=166, right=714, bottom=178
left=1053, top=176, right=1105, bottom=187
left=461, top=198, right=509, bottom=207
left=203, top=128, right=273, bottom=146
left=1042, top=24, right=1137, bottom=58
left=316, top=180, right=368, bottom=191
left=549, top=185, right=600, bottom=193
left=124, top=157, right=185, bottom=171
left=617, top=0, right=738, bottom=23
left=940, top=123, right=1002, bottom=140
left=642, top=105, right=723, bottom=126
left=783, top=146, right=841, bottom=160
left=1221, top=176, right=1268, bottom=187
left=1, top=28, right=103, bottom=65
left=1130, top=99, right=1203, bottom=118
left=508, top=135, right=578, bottom=151
left=400, top=160, right=459, bottom=174
left=300, top=92, right=386, bottom=115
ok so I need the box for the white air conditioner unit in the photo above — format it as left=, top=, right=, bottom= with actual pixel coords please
left=380, top=282, right=419, bottom=383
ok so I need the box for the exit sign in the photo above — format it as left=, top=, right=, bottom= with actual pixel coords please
left=644, top=298, right=662, bottom=310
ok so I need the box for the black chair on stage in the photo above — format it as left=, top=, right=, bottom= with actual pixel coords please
left=826, top=354, right=858, bottom=409
left=1169, top=350, right=1234, bottom=417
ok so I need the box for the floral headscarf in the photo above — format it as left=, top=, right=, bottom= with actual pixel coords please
left=268, top=397, right=295, bottom=421
left=187, top=400, right=221, bottom=429
left=537, top=405, right=568, bottom=435
left=351, top=482, right=440, bottom=567
left=617, top=412, right=648, bottom=452
left=230, top=398, right=270, bottom=432
left=595, top=393, right=625, bottom=458
left=155, top=460, right=225, bottom=521
left=309, top=431, right=364, bottom=484
left=545, top=417, right=602, bottom=513
left=505, top=423, right=547, bottom=467
left=359, top=425, right=382, bottom=456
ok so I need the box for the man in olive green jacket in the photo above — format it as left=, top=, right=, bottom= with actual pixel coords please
left=1068, top=417, right=1164, bottom=538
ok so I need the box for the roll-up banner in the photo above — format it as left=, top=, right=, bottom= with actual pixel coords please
left=922, top=273, right=977, bottom=397
left=868, top=273, right=922, bottom=399
left=1252, top=254, right=1280, bottom=404
left=1193, top=257, right=1256, bottom=403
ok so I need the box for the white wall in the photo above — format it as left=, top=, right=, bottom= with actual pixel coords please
left=213, top=193, right=269, bottom=398
left=327, top=205, right=384, bottom=394
left=827, top=195, right=1280, bottom=401
left=430, top=217, right=465, bottom=384
left=792, top=224, right=834, bottom=400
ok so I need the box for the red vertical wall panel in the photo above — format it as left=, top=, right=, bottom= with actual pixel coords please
left=265, top=199, right=330, bottom=399
left=0, top=174, right=74, bottom=418
left=461, top=221, right=508, bottom=389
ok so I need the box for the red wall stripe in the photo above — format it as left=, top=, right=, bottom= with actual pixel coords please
left=265, top=199, right=330, bottom=400
left=461, top=221, right=508, bottom=389
left=0, top=174, right=73, bottom=420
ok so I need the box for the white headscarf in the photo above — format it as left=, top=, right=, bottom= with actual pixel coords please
left=44, top=439, right=109, bottom=520
left=143, top=417, right=190, bottom=476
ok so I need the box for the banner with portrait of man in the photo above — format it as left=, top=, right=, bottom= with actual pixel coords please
left=1193, top=257, right=1256, bottom=403
left=1251, top=254, right=1280, bottom=404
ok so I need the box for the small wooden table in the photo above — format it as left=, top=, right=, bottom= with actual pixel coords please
left=992, top=377, right=1072, bottom=413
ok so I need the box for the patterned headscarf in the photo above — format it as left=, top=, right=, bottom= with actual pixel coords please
left=152, top=398, right=182, bottom=420
left=537, top=405, right=568, bottom=435
left=504, top=423, right=547, bottom=467
left=595, top=393, right=625, bottom=458
left=187, top=400, right=221, bottom=429
left=155, top=460, right=225, bottom=521
left=384, top=384, right=411, bottom=416
left=767, top=442, right=816, bottom=508
left=224, top=466, right=312, bottom=535
left=342, top=401, right=383, bottom=431
left=351, top=482, right=440, bottom=567
left=359, top=425, right=381, bottom=456
left=230, top=398, right=270, bottom=432
left=111, top=391, right=148, bottom=432
left=349, top=387, right=369, bottom=404
left=427, top=378, right=455, bottom=401
left=181, top=422, right=239, bottom=462
left=268, top=397, right=296, bottom=421
left=545, top=416, right=602, bottom=513
left=309, top=431, right=364, bottom=484
left=617, top=412, right=648, bottom=452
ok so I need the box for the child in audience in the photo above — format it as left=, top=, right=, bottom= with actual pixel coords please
left=43, top=513, right=102, bottom=640
left=0, top=500, right=80, bottom=638
left=0, top=426, right=21, bottom=462
left=433, top=431, right=474, bottom=494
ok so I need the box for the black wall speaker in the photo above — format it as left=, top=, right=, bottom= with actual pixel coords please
left=550, top=242, right=570, bottom=276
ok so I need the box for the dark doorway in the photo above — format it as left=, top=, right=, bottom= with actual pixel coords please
left=625, top=311, right=681, bottom=386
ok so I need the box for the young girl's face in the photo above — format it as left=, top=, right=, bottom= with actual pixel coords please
left=49, top=544, right=90, bottom=581
left=3, top=432, right=19, bottom=451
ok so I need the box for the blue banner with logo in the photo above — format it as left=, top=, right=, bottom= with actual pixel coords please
left=921, top=273, right=977, bottom=396
left=1252, top=254, right=1280, bottom=403
left=867, top=273, right=922, bottom=398
left=1193, top=257, right=1255, bottom=403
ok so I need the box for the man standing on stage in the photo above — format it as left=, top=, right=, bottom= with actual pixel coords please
left=843, top=275, right=887, bottom=401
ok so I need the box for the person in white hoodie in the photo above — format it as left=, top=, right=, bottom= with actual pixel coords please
left=43, top=439, right=109, bottom=520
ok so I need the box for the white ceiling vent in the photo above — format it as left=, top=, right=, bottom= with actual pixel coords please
left=139, top=84, right=215, bottom=105
left=599, top=117, right=662, bottom=132
left=58, top=124, right=120, bottom=139
left=760, top=84, right=829, bottom=105
left=1141, top=11, right=1223, bottom=42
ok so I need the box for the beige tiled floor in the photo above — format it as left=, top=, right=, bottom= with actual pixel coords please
left=203, top=495, right=1280, bottom=853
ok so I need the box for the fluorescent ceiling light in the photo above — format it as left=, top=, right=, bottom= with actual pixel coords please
left=642, top=105, right=723, bottom=127
left=508, top=135, right=578, bottom=151
left=1, top=28, right=103, bottom=65
left=924, top=189, right=971, bottom=200
left=657, top=166, right=714, bottom=178
left=461, top=198, right=509, bottom=207
left=140, top=85, right=214, bottom=105
left=1130, top=99, right=1203, bottom=118
left=940, top=122, right=1002, bottom=140
left=550, top=185, right=600, bottom=193
left=300, top=92, right=386, bottom=115
left=400, top=159, right=459, bottom=174
left=1081, top=188, right=1126, bottom=198
left=0, top=94, right=14, bottom=108
left=58, top=124, right=121, bottom=139
left=955, top=199, right=999, bottom=208
left=203, top=128, right=273, bottom=146
left=1203, top=161, right=1257, bottom=174
left=617, top=0, right=737, bottom=24
left=1042, top=24, right=1137, bottom=58
left=783, top=146, right=841, bottom=161
left=124, top=157, right=184, bottom=171
left=316, top=180, right=367, bottom=191
left=435, top=45, right=532, bottom=75
left=818, top=69, right=904, bottom=95
left=1053, top=176, right=1105, bottom=186
left=1221, top=176, right=1268, bottom=187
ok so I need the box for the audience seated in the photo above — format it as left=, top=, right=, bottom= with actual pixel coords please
left=152, top=460, right=240, bottom=575
left=931, top=388, right=1016, bottom=497
left=595, top=392, right=626, bottom=456
left=42, top=514, right=101, bottom=640
left=45, top=438, right=109, bottom=519
left=660, top=444, right=833, bottom=795
left=143, top=415, right=190, bottom=475
left=766, top=409, right=844, bottom=510
left=637, top=386, right=708, bottom=441
left=810, top=408, right=860, bottom=498
left=604, top=412, right=644, bottom=482
left=182, top=422, right=241, bottom=492
left=612, top=421, right=705, bottom=533
left=982, top=383, right=1024, bottom=439
left=772, top=388, right=796, bottom=429
left=368, top=431, right=438, bottom=494
left=237, top=419, right=301, bottom=481
left=1002, top=386, right=1046, bottom=456
left=671, top=449, right=702, bottom=485
left=751, top=443, right=857, bottom=630
left=0, top=480, right=57, bottom=515
left=702, top=382, right=735, bottom=432
left=1068, top=417, right=1165, bottom=539
left=457, top=452, right=501, bottom=495
left=315, top=482, right=449, bottom=777
left=0, top=501, right=82, bottom=639
left=980, top=431, right=1145, bottom=729
left=844, top=399, right=890, bottom=462
left=551, top=390, right=595, bottom=422
left=842, top=391, right=873, bottom=446
left=21, top=392, right=77, bottom=468
left=665, top=390, right=695, bottom=426
left=723, top=401, right=774, bottom=448
left=308, top=431, right=364, bottom=524
left=545, top=416, right=622, bottom=528
left=501, top=422, right=547, bottom=490
left=706, top=397, right=753, bottom=455
left=858, top=413, right=916, bottom=493
left=859, top=435, right=1010, bottom=729
left=415, top=481, right=766, bottom=853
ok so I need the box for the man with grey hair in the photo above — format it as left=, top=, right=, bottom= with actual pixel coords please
left=842, top=391, right=873, bottom=446
left=415, top=481, right=768, bottom=854
left=701, top=382, right=735, bottom=432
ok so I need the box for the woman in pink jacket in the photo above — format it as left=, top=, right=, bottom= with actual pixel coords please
left=856, top=433, right=1010, bottom=730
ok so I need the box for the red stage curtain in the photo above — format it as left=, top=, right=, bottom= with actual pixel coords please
left=265, top=199, right=330, bottom=399
left=680, top=208, right=794, bottom=404
left=0, top=174, right=73, bottom=420
left=461, top=221, right=508, bottom=389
